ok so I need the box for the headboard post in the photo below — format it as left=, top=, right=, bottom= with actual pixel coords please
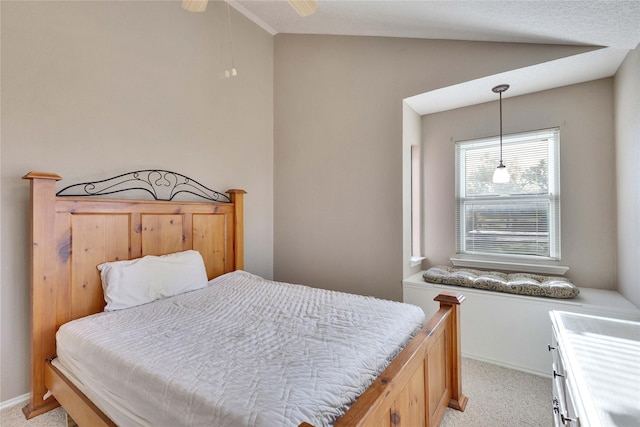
left=227, top=189, right=247, bottom=271
left=22, top=172, right=63, bottom=418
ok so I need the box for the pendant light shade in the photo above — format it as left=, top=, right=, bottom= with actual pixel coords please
left=492, top=84, right=510, bottom=184
left=492, top=163, right=509, bottom=183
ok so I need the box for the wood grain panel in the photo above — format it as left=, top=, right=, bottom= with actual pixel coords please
left=225, top=211, right=235, bottom=272
left=130, top=213, right=142, bottom=259
left=228, top=190, right=246, bottom=270
left=141, top=214, right=183, bottom=256
left=377, top=411, right=392, bottom=427
left=391, top=362, right=426, bottom=426
left=53, top=213, right=71, bottom=328
left=427, top=330, right=448, bottom=425
left=193, top=214, right=226, bottom=279
left=70, top=214, right=130, bottom=319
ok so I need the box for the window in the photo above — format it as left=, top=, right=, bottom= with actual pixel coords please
left=455, top=128, right=560, bottom=261
left=411, top=145, right=423, bottom=260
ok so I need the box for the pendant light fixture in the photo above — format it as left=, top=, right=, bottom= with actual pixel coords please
left=492, top=84, right=510, bottom=184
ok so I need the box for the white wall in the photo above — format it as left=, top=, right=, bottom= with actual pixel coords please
left=614, top=45, right=640, bottom=307
left=273, top=34, right=594, bottom=301
left=0, top=1, right=273, bottom=402
left=422, top=79, right=617, bottom=289
left=402, top=102, right=422, bottom=279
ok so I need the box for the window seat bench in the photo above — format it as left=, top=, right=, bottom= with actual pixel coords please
left=423, top=265, right=580, bottom=299
left=403, top=271, right=640, bottom=376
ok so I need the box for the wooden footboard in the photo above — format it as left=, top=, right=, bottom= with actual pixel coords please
left=303, top=292, right=467, bottom=427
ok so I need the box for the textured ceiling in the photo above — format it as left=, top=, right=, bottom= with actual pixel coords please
left=228, top=0, right=640, bottom=114
left=231, top=0, right=640, bottom=49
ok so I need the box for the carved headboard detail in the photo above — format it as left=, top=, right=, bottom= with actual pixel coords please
left=55, top=169, right=233, bottom=202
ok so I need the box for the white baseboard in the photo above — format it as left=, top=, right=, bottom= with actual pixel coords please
left=0, top=393, right=29, bottom=411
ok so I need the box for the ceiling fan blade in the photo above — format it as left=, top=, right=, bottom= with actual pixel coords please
left=182, top=0, right=208, bottom=13
left=182, top=0, right=316, bottom=17
left=288, top=0, right=318, bottom=17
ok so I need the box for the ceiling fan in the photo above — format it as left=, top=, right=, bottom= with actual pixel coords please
left=182, top=0, right=318, bottom=17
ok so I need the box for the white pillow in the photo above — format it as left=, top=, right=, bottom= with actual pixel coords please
left=98, top=250, right=209, bottom=311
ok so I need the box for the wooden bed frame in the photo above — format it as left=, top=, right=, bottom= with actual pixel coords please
left=22, top=171, right=467, bottom=427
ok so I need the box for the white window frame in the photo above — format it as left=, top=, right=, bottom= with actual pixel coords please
left=410, top=144, right=424, bottom=266
left=452, top=127, right=568, bottom=274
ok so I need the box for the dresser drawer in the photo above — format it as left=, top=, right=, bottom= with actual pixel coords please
left=550, top=329, right=580, bottom=426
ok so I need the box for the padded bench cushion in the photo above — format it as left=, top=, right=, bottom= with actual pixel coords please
left=423, top=265, right=579, bottom=299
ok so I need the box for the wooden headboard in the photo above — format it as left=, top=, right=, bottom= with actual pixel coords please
left=22, top=171, right=246, bottom=419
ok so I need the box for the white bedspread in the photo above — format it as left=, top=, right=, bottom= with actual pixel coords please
left=55, top=271, right=426, bottom=427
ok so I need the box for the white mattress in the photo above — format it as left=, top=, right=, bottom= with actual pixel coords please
left=55, top=270, right=426, bottom=427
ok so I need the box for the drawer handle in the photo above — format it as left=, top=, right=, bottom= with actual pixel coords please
left=553, top=370, right=564, bottom=378
left=548, top=344, right=557, bottom=351
left=561, top=414, right=576, bottom=424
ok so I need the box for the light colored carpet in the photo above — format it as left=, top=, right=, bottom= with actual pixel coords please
left=0, top=405, right=66, bottom=427
left=0, top=358, right=551, bottom=426
left=441, top=358, right=551, bottom=427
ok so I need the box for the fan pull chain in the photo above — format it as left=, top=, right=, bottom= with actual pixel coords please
left=225, top=2, right=237, bottom=78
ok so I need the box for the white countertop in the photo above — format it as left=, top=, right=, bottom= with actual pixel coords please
left=550, top=311, right=640, bottom=426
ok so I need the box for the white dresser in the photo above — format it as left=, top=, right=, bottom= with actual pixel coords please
left=549, top=311, right=640, bottom=426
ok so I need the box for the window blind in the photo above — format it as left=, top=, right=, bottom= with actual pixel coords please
left=455, top=128, right=560, bottom=260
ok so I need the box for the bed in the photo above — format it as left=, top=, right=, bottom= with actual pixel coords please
left=21, top=170, right=467, bottom=427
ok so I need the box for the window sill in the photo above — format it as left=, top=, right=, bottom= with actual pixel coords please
left=450, top=256, right=569, bottom=275
left=410, top=256, right=425, bottom=268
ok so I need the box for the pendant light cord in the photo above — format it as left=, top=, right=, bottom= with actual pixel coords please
left=492, top=84, right=509, bottom=166
left=499, top=90, right=503, bottom=165
left=491, top=84, right=509, bottom=183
